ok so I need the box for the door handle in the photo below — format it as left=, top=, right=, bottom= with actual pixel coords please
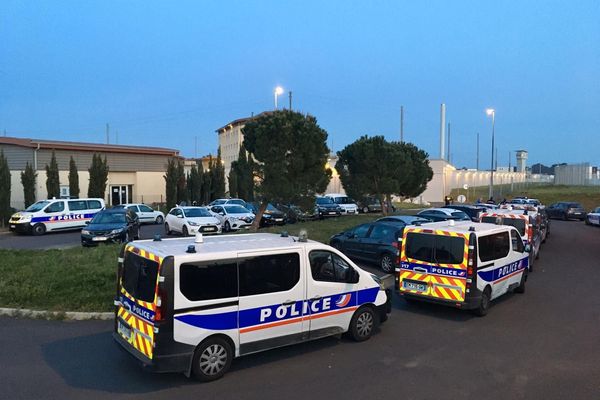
left=309, top=295, right=321, bottom=302
left=282, top=300, right=296, bottom=306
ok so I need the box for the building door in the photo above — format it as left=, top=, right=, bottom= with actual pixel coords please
left=111, top=185, right=132, bottom=205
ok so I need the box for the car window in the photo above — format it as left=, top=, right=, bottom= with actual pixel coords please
left=127, top=205, right=138, bottom=213
left=369, top=224, right=393, bottom=240
left=352, top=224, right=371, bottom=238
left=227, top=199, right=246, bottom=206
left=87, top=200, right=102, bottom=209
left=316, top=197, right=334, bottom=205
left=478, top=232, right=510, bottom=262
left=180, top=260, right=238, bottom=301
left=169, top=209, right=178, bottom=216
left=511, top=230, right=524, bottom=252
left=239, top=253, right=300, bottom=296
left=45, top=201, right=65, bottom=213
left=309, top=250, right=353, bottom=283
left=68, top=200, right=87, bottom=211
left=139, top=205, right=154, bottom=212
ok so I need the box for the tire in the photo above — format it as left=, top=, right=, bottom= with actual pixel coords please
left=164, top=223, right=172, bottom=236
left=363, top=206, right=369, bottom=213
left=349, top=306, right=376, bottom=342
left=472, top=286, right=491, bottom=317
left=191, top=337, right=233, bottom=382
left=224, top=221, right=231, bottom=232
left=562, top=213, right=567, bottom=221
left=182, top=225, right=189, bottom=237
left=155, top=215, right=164, bottom=225
left=515, top=270, right=527, bottom=294
left=32, top=223, right=46, bottom=236
left=535, top=248, right=540, bottom=260
left=380, top=253, right=394, bottom=273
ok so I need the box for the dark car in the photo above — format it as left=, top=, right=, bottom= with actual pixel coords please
left=274, top=203, right=317, bottom=223
left=546, top=202, right=586, bottom=221
left=357, top=196, right=383, bottom=213
left=245, top=202, right=286, bottom=227
left=417, top=208, right=471, bottom=222
left=81, top=208, right=139, bottom=246
left=329, top=222, right=403, bottom=273
left=443, top=204, right=488, bottom=222
left=315, top=197, right=342, bottom=219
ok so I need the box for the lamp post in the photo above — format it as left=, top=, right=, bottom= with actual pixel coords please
left=274, top=86, right=284, bottom=109
left=486, top=108, right=495, bottom=200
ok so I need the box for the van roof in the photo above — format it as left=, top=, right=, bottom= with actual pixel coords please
left=482, top=208, right=537, bottom=218
left=129, top=233, right=320, bottom=259
left=406, top=220, right=509, bottom=235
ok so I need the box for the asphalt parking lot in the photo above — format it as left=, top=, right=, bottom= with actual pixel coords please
left=2, top=220, right=600, bottom=400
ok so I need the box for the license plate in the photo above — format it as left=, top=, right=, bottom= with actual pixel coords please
left=275, top=218, right=283, bottom=222
left=204, top=226, right=216, bottom=231
left=10, top=225, right=15, bottom=229
left=328, top=212, right=336, bottom=215
left=118, top=320, right=132, bottom=341
left=403, top=280, right=427, bottom=292
left=92, top=236, right=107, bottom=241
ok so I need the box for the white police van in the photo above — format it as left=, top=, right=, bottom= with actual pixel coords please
left=9, top=198, right=105, bottom=235
left=113, top=232, right=391, bottom=381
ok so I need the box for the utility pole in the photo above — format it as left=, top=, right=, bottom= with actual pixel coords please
left=476, top=132, right=480, bottom=170
left=509, top=151, right=511, bottom=171
left=288, top=91, right=293, bottom=110
left=447, top=122, right=451, bottom=164
left=106, top=123, right=110, bottom=144
left=400, top=106, right=404, bottom=142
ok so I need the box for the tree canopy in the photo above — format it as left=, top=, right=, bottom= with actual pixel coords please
left=21, top=162, right=37, bottom=208
left=228, top=144, right=254, bottom=201
left=88, top=153, right=109, bottom=199
left=0, top=150, right=11, bottom=226
left=68, top=156, right=79, bottom=198
left=45, top=150, right=60, bottom=199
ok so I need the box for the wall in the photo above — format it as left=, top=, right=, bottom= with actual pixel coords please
left=554, top=163, right=593, bottom=186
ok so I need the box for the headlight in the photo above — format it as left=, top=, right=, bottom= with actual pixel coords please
left=81, top=229, right=90, bottom=235
left=110, top=228, right=124, bottom=234
left=187, top=221, right=199, bottom=226
left=263, top=214, right=272, bottom=218
left=19, top=215, right=31, bottom=222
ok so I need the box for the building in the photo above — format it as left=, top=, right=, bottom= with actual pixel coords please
left=0, top=136, right=179, bottom=209
left=516, top=150, right=528, bottom=173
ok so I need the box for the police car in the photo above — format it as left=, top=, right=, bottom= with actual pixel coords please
left=397, top=220, right=530, bottom=316
left=585, top=207, right=600, bottom=226
left=113, top=232, right=391, bottom=381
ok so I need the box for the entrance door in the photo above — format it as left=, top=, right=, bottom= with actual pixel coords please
left=111, top=185, right=131, bottom=206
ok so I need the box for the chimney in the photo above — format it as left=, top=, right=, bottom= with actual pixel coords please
left=440, top=103, right=446, bottom=160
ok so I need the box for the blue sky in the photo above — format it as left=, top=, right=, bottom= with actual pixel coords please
left=1, top=0, right=599, bottom=168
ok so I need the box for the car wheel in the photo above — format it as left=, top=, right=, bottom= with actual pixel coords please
left=472, top=286, right=491, bottom=317
left=164, top=223, right=172, bottom=236
left=191, top=337, right=233, bottom=382
left=363, top=206, right=369, bottom=213
left=224, top=221, right=231, bottom=232
left=380, top=253, right=394, bottom=273
left=155, top=215, right=164, bottom=224
left=182, top=225, right=189, bottom=236
left=562, top=213, right=567, bottom=221
left=515, top=270, right=527, bottom=294
left=32, top=223, right=46, bottom=236
left=349, top=306, right=376, bottom=342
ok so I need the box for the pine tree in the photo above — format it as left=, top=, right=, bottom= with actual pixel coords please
left=202, top=156, right=213, bottom=204
left=164, top=158, right=178, bottom=209
left=187, top=163, right=202, bottom=205
left=228, top=165, right=238, bottom=198
left=0, top=150, right=11, bottom=226
left=45, top=150, right=60, bottom=199
left=20, top=162, right=37, bottom=207
left=211, top=147, right=226, bottom=200
left=176, top=159, right=187, bottom=204
left=68, top=156, right=79, bottom=198
left=88, top=153, right=109, bottom=199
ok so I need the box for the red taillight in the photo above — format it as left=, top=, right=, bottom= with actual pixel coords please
left=392, top=241, right=399, bottom=249
left=466, top=244, right=476, bottom=289
left=154, top=287, right=166, bottom=322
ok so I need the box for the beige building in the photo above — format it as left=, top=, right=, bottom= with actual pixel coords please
left=0, top=136, right=179, bottom=209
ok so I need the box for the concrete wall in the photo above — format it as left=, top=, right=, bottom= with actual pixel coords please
left=554, top=163, right=592, bottom=186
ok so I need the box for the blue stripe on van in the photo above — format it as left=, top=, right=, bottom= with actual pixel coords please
left=477, top=257, right=529, bottom=282
left=31, top=212, right=98, bottom=223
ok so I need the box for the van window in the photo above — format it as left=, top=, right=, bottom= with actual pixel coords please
left=405, top=233, right=465, bottom=264
left=239, top=253, right=300, bottom=296
left=122, top=252, right=159, bottom=302
left=309, top=250, right=353, bottom=283
left=478, top=232, right=510, bottom=262
left=511, top=230, right=524, bottom=253
left=180, top=261, right=238, bottom=301
left=87, top=200, right=102, bottom=209
left=502, top=218, right=526, bottom=236
left=45, top=201, right=65, bottom=213
left=68, top=200, right=88, bottom=211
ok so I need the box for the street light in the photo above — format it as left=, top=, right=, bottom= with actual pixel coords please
left=486, top=108, right=496, bottom=200
left=274, top=86, right=284, bottom=109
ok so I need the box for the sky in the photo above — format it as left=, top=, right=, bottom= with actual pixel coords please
left=1, top=0, right=599, bottom=168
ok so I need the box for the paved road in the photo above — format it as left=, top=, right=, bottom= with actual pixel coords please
left=2, top=221, right=600, bottom=400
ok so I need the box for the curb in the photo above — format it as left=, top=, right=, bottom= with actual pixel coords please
left=0, top=307, right=112, bottom=321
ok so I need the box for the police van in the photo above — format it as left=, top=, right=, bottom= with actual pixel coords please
left=397, top=220, right=529, bottom=316
left=9, top=198, right=105, bottom=235
left=113, top=232, right=391, bottom=381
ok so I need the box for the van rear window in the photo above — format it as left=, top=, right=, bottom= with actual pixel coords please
left=122, top=252, right=159, bottom=303
left=482, top=216, right=526, bottom=236
left=405, top=233, right=465, bottom=265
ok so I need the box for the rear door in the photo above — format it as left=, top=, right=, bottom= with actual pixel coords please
left=361, top=223, right=394, bottom=261
left=138, top=204, right=156, bottom=223
left=476, top=231, right=515, bottom=298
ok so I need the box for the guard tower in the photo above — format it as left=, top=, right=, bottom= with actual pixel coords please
left=515, top=150, right=528, bottom=173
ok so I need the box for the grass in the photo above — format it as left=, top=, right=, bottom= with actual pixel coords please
left=451, top=184, right=600, bottom=211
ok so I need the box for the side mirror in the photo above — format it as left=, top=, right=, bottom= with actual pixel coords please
left=219, top=212, right=225, bottom=216
left=85, top=221, right=90, bottom=225
left=177, top=214, right=183, bottom=219
left=346, top=268, right=360, bottom=284
left=524, top=244, right=531, bottom=253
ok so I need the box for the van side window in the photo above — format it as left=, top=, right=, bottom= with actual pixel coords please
left=309, top=250, right=352, bottom=283
left=180, top=261, right=238, bottom=301
left=478, top=232, right=510, bottom=262
left=68, top=200, right=87, bottom=211
left=45, top=201, right=65, bottom=213
left=511, top=230, right=524, bottom=253
left=239, top=253, right=300, bottom=296
left=87, top=200, right=102, bottom=209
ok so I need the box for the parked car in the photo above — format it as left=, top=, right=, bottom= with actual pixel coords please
left=246, top=202, right=287, bottom=227
left=376, top=215, right=432, bottom=226
left=81, top=208, right=139, bottom=246
left=443, top=204, right=488, bottom=222
left=585, top=207, right=600, bottom=226
left=330, top=222, right=403, bottom=273
left=165, top=206, right=221, bottom=236
left=546, top=202, right=586, bottom=221
left=208, top=198, right=247, bottom=207
left=417, top=208, right=471, bottom=222
left=209, top=204, right=255, bottom=232
left=275, top=203, right=317, bottom=223
left=315, top=197, right=343, bottom=219
left=115, top=203, right=165, bottom=224
left=324, top=194, right=358, bottom=215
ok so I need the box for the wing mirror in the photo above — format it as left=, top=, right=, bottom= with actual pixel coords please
left=177, top=214, right=184, bottom=219
left=524, top=244, right=531, bottom=253
left=346, top=268, right=360, bottom=284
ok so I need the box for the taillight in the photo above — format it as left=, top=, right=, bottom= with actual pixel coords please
left=155, top=287, right=166, bottom=323
left=465, top=235, right=477, bottom=292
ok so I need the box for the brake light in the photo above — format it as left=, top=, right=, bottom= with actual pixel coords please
left=392, top=241, right=399, bottom=249
left=154, top=287, right=166, bottom=323
left=465, top=235, right=477, bottom=291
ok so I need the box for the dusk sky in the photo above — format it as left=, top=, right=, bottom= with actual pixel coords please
left=1, top=1, right=599, bottom=168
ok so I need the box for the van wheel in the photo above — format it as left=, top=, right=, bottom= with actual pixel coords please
left=473, top=287, right=491, bottom=317
left=164, top=223, right=172, bottom=236
left=515, top=270, right=527, bottom=294
left=32, top=223, right=46, bottom=236
left=380, top=253, right=394, bottom=273
left=349, top=306, right=375, bottom=342
left=191, top=337, right=233, bottom=382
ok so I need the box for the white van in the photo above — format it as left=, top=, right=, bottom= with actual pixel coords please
left=113, top=233, right=391, bottom=381
left=325, top=193, right=358, bottom=215
left=9, top=198, right=105, bottom=235
left=397, top=220, right=530, bottom=316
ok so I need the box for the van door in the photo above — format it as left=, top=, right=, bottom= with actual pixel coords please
left=67, top=199, right=90, bottom=228
left=476, top=231, right=515, bottom=299
left=306, top=250, right=358, bottom=338
left=41, top=200, right=67, bottom=231
left=237, top=251, right=306, bottom=355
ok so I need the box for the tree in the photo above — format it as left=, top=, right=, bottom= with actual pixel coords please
left=68, top=156, right=79, bottom=198
left=21, top=162, right=37, bottom=208
left=45, top=150, right=60, bottom=199
left=187, top=162, right=202, bottom=205
left=242, top=110, right=331, bottom=230
left=164, top=158, right=179, bottom=209
left=396, top=142, right=433, bottom=199
left=202, top=156, right=212, bottom=205
left=211, top=147, right=225, bottom=200
left=230, top=144, right=254, bottom=201
left=228, top=166, right=238, bottom=198
left=88, top=153, right=109, bottom=199
left=176, top=159, right=187, bottom=204
left=0, top=150, right=10, bottom=226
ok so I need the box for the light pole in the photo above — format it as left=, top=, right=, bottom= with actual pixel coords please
left=274, top=86, right=284, bottom=109
left=486, top=108, right=495, bottom=200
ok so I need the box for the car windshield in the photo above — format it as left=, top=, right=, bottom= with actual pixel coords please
left=183, top=208, right=211, bottom=217
left=91, top=212, right=126, bottom=224
left=227, top=199, right=246, bottom=206
left=25, top=200, right=51, bottom=212
left=316, top=197, right=334, bottom=205
left=594, top=208, right=600, bottom=213
left=225, top=205, right=250, bottom=214
left=266, top=203, right=279, bottom=211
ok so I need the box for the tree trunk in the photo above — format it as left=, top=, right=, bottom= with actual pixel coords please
left=250, top=200, right=268, bottom=232
left=378, top=193, right=387, bottom=216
